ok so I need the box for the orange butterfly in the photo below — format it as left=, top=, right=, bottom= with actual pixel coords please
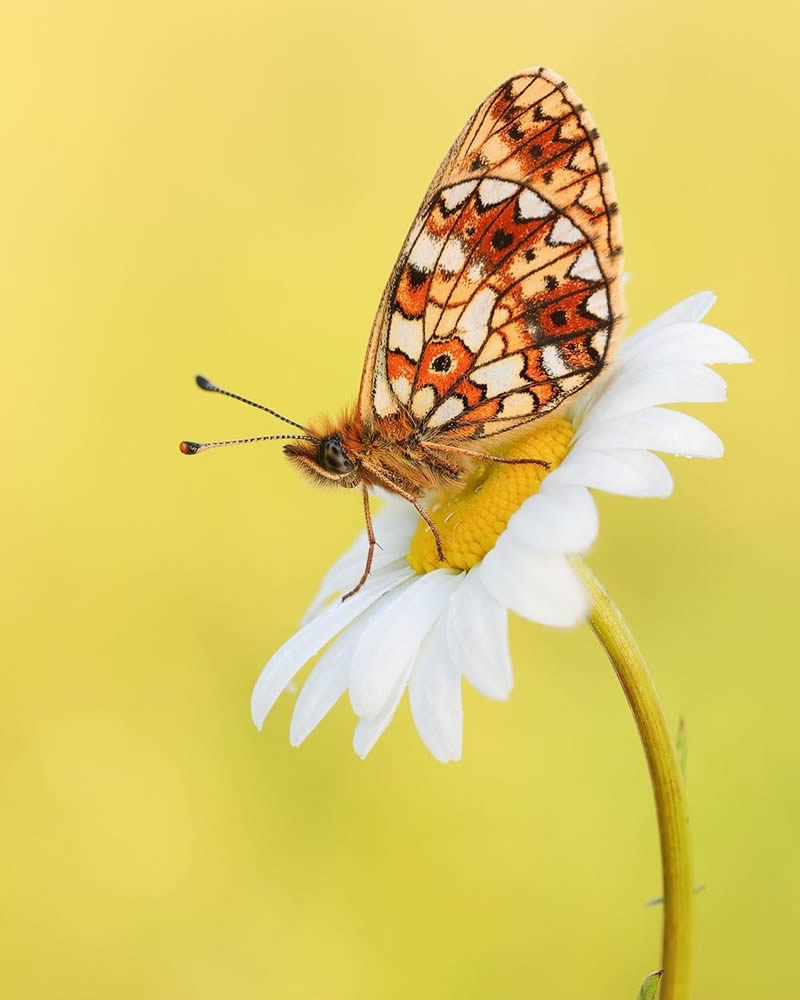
left=181, top=67, right=624, bottom=597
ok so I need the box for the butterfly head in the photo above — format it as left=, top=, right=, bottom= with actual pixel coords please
left=283, top=434, right=361, bottom=488
left=180, top=375, right=365, bottom=489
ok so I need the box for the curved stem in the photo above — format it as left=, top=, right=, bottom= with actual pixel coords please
left=574, top=559, right=693, bottom=999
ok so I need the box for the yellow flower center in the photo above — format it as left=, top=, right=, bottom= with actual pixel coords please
left=407, top=419, right=574, bottom=574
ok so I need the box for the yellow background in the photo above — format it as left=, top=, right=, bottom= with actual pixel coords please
left=2, top=1, right=796, bottom=996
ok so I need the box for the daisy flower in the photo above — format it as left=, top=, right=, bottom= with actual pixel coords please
left=251, top=292, right=750, bottom=762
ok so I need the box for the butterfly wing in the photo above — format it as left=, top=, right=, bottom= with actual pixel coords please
left=358, top=67, right=624, bottom=440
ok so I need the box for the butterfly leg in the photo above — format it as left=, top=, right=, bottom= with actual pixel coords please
left=421, top=440, right=550, bottom=469
left=342, top=484, right=378, bottom=601
left=360, top=461, right=445, bottom=563
left=410, top=498, right=445, bottom=562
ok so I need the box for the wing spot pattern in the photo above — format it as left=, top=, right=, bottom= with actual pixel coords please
left=411, top=386, right=436, bottom=419
left=361, top=68, right=624, bottom=439
left=408, top=231, right=444, bottom=273
left=441, top=180, right=478, bottom=212
left=470, top=354, right=528, bottom=398
left=548, top=216, right=584, bottom=245
left=388, top=312, right=424, bottom=360
left=517, top=188, right=552, bottom=219
left=427, top=396, right=466, bottom=428
left=477, top=178, right=519, bottom=207
left=585, top=289, right=610, bottom=320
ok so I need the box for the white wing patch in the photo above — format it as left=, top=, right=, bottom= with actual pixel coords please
left=558, top=372, right=592, bottom=395
left=374, top=372, right=399, bottom=416
left=470, top=354, right=527, bottom=398
left=477, top=178, right=519, bottom=207
left=455, top=288, right=497, bottom=352
left=466, top=261, right=485, bottom=283
left=411, top=386, right=435, bottom=419
left=391, top=375, right=412, bottom=403
left=388, top=313, right=423, bottom=360
left=591, top=330, right=609, bottom=356
left=441, top=180, right=477, bottom=211
left=548, top=216, right=584, bottom=245
left=427, top=396, right=465, bottom=428
left=542, top=343, right=570, bottom=378
left=517, top=189, right=552, bottom=219
left=439, top=238, right=467, bottom=275
left=570, top=247, right=602, bottom=282
left=585, top=289, right=610, bottom=319
left=497, top=392, right=535, bottom=418
left=408, top=231, right=444, bottom=272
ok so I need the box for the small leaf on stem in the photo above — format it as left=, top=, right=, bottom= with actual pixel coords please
left=637, top=969, right=663, bottom=999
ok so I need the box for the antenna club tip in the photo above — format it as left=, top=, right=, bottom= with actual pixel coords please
left=195, top=375, right=216, bottom=391
left=180, top=440, right=201, bottom=455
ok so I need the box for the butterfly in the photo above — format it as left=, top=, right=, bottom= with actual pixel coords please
left=181, top=67, right=624, bottom=598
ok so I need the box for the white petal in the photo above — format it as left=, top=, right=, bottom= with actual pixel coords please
left=574, top=407, right=723, bottom=459
left=480, top=542, right=589, bottom=627
left=617, top=321, right=752, bottom=368
left=352, top=669, right=410, bottom=759
left=582, top=363, right=727, bottom=425
left=289, top=600, right=383, bottom=746
left=546, top=446, right=674, bottom=497
left=301, top=501, right=419, bottom=623
left=301, top=542, right=365, bottom=625
left=570, top=295, right=728, bottom=426
left=301, top=553, right=409, bottom=625
left=409, top=615, right=463, bottom=763
left=349, top=570, right=461, bottom=719
left=446, top=566, right=512, bottom=700
left=506, top=484, right=598, bottom=553
left=250, top=564, right=413, bottom=730
left=631, top=291, right=717, bottom=337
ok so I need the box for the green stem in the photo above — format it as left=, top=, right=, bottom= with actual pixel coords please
left=574, top=559, right=693, bottom=999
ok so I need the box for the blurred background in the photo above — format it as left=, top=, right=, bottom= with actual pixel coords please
left=1, top=1, right=796, bottom=996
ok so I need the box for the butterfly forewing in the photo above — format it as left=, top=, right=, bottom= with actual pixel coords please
left=358, top=67, right=624, bottom=440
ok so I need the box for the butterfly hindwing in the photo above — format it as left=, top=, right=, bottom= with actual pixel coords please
left=358, top=67, right=624, bottom=440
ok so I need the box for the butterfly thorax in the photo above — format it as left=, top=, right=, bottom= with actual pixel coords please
left=284, top=408, right=469, bottom=499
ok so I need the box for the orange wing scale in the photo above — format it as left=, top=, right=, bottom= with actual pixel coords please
left=358, top=67, right=624, bottom=442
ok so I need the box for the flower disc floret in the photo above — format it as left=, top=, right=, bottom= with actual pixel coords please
left=408, top=420, right=574, bottom=573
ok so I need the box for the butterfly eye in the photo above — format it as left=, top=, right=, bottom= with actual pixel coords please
left=320, top=437, right=355, bottom=475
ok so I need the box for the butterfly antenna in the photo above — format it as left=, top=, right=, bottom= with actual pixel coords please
left=180, top=434, right=317, bottom=455
left=192, top=375, right=312, bottom=434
